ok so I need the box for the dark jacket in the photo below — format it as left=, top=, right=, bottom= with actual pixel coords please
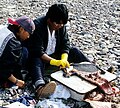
left=0, top=26, right=22, bottom=80
left=24, top=16, right=70, bottom=58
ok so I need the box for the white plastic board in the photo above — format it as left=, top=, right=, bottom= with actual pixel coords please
left=51, top=70, right=97, bottom=94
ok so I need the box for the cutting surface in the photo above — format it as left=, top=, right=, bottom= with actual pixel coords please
left=51, top=70, right=97, bottom=94
left=51, top=70, right=117, bottom=94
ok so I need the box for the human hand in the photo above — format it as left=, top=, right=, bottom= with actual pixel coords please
left=50, top=59, right=70, bottom=68
left=60, top=59, right=70, bottom=68
left=61, top=53, right=68, bottom=61
left=15, top=79, right=25, bottom=88
left=61, top=53, right=70, bottom=68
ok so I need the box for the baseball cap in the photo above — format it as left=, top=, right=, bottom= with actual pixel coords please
left=8, top=16, right=35, bottom=34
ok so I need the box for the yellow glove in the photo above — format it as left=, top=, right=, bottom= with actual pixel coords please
left=61, top=59, right=70, bottom=68
left=50, top=59, right=70, bottom=68
left=50, top=59, right=62, bottom=67
left=61, top=53, right=70, bottom=68
left=61, top=53, right=68, bottom=61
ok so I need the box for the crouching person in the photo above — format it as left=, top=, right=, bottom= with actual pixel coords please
left=0, top=16, right=35, bottom=88
left=23, top=4, right=90, bottom=99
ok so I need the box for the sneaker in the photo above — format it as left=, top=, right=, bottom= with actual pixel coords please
left=36, top=81, right=56, bottom=99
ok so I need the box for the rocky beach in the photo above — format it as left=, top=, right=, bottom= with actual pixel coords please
left=0, top=0, right=120, bottom=107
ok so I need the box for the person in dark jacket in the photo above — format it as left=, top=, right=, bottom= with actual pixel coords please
left=0, top=16, right=35, bottom=88
left=24, top=4, right=89, bottom=98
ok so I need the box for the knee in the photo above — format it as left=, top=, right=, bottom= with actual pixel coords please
left=70, top=47, right=80, bottom=54
left=33, top=58, right=44, bottom=67
left=22, top=47, right=29, bottom=59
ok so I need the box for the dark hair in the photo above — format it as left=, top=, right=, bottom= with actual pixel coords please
left=46, top=4, right=68, bottom=24
left=7, top=24, right=21, bottom=35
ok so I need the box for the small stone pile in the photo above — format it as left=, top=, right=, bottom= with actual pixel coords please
left=0, top=0, right=120, bottom=105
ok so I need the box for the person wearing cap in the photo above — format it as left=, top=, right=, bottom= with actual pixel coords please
left=0, top=16, right=35, bottom=88
left=24, top=4, right=90, bottom=99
